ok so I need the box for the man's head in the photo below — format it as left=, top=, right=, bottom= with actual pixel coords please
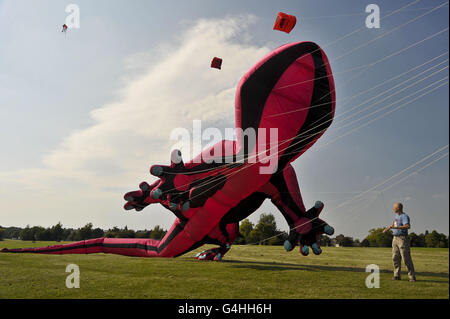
left=393, top=202, right=403, bottom=214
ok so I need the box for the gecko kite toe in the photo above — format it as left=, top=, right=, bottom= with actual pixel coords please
left=311, top=243, right=322, bottom=255
left=314, top=201, right=324, bottom=210
left=300, top=245, right=310, bottom=256
left=324, top=225, right=335, bottom=236
left=284, top=240, right=294, bottom=252
left=150, top=165, right=164, bottom=177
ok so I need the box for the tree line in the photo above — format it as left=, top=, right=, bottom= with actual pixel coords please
left=234, top=215, right=449, bottom=248
left=1, top=214, right=448, bottom=248
left=359, top=228, right=449, bottom=248
left=0, top=223, right=167, bottom=242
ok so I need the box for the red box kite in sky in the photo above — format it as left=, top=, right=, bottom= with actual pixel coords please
left=273, top=12, right=297, bottom=33
left=211, top=57, right=222, bottom=70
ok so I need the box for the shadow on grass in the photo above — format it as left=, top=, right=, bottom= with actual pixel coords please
left=220, top=259, right=449, bottom=281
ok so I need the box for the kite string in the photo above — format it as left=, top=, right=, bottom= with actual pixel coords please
left=314, top=79, right=448, bottom=150
left=275, top=0, right=423, bottom=74
left=275, top=26, right=448, bottom=94
left=135, top=2, right=448, bottom=207
left=299, top=4, right=448, bottom=20
left=160, top=76, right=448, bottom=203
left=184, top=1, right=450, bottom=243
left=241, top=42, right=450, bottom=166
left=306, top=151, right=450, bottom=239
left=274, top=1, right=447, bottom=92
left=334, top=72, right=449, bottom=131
left=246, top=145, right=449, bottom=245
left=159, top=23, right=450, bottom=181
left=166, top=52, right=449, bottom=182
left=181, top=76, right=449, bottom=201
left=314, top=1, right=448, bottom=103
left=380, top=190, right=390, bottom=216
left=332, top=1, right=448, bottom=63
left=267, top=51, right=449, bottom=117
left=177, top=77, right=448, bottom=208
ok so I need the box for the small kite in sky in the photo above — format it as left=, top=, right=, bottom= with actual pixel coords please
left=62, top=24, right=68, bottom=33
left=273, top=12, right=297, bottom=33
left=211, top=57, right=223, bottom=70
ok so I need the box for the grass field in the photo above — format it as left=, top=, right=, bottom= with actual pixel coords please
left=0, top=239, right=448, bottom=299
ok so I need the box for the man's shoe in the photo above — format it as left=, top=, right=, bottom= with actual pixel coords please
left=410, top=278, right=416, bottom=282
left=392, top=276, right=401, bottom=280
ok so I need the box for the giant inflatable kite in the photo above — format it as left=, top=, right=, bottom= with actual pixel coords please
left=2, top=41, right=336, bottom=260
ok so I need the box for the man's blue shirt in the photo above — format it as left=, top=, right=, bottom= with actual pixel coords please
left=392, top=213, right=410, bottom=236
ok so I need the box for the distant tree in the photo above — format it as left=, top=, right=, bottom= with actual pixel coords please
left=334, top=234, right=344, bottom=245
left=0, top=227, right=4, bottom=241
left=416, top=233, right=426, bottom=247
left=425, top=230, right=441, bottom=247
left=334, top=234, right=354, bottom=247
left=341, top=236, right=354, bottom=247
left=77, top=223, right=93, bottom=240
left=27, top=226, right=46, bottom=241
left=20, top=225, right=33, bottom=241
left=50, top=222, right=64, bottom=241
left=150, top=225, right=166, bottom=240
left=360, top=238, right=370, bottom=247
left=118, top=226, right=136, bottom=238
left=233, top=232, right=246, bottom=245
left=409, top=232, right=427, bottom=247
left=267, top=231, right=287, bottom=245
left=319, top=235, right=332, bottom=247
left=439, top=233, right=449, bottom=248
left=364, top=228, right=392, bottom=247
left=3, top=227, right=22, bottom=239
left=409, top=232, right=419, bottom=247
left=237, top=219, right=254, bottom=244
left=92, top=228, right=105, bottom=238
left=248, top=214, right=278, bottom=245
left=62, top=228, right=73, bottom=241
left=136, top=230, right=152, bottom=238
left=105, top=227, right=120, bottom=238
left=36, top=228, right=52, bottom=241
left=67, top=230, right=78, bottom=241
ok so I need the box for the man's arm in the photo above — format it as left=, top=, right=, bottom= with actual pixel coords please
left=383, top=223, right=394, bottom=233
left=392, top=224, right=410, bottom=230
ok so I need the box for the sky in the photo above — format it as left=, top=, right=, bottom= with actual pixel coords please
left=0, top=0, right=448, bottom=241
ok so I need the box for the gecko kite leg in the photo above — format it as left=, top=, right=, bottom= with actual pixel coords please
left=264, top=164, right=335, bottom=255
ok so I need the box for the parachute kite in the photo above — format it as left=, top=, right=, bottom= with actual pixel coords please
left=62, top=24, right=68, bottom=33
left=273, top=12, right=297, bottom=33
left=2, top=42, right=336, bottom=260
left=211, top=57, right=222, bottom=70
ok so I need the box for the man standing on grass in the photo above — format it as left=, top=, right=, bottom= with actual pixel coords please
left=383, top=202, right=416, bottom=282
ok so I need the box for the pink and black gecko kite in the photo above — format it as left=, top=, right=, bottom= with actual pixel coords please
left=2, top=42, right=336, bottom=260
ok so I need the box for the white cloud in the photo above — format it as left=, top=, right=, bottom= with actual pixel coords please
left=0, top=15, right=271, bottom=228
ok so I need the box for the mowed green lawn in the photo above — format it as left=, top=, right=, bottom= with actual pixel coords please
left=0, top=239, right=448, bottom=299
